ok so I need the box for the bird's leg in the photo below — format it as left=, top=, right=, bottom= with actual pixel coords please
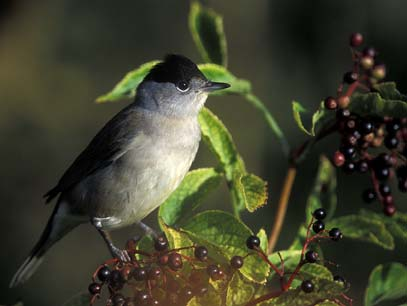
left=91, top=218, right=131, bottom=262
left=130, top=222, right=159, bottom=243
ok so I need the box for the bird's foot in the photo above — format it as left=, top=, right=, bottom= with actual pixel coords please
left=110, top=245, right=131, bottom=262
left=137, top=222, right=159, bottom=239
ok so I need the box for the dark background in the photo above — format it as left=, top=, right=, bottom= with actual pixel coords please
left=1, top=1, right=406, bottom=305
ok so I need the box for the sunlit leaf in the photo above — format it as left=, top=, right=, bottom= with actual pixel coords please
left=226, top=272, right=255, bottom=306
left=292, top=101, right=311, bottom=136
left=189, top=1, right=227, bottom=66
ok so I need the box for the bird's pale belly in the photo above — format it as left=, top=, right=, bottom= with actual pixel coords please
left=67, top=144, right=197, bottom=230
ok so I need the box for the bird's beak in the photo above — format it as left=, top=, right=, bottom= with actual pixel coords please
left=202, top=81, right=230, bottom=92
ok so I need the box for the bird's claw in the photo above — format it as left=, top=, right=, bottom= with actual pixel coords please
left=110, top=246, right=131, bottom=262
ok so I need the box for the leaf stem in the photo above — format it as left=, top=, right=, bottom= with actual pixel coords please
left=267, top=166, right=297, bottom=254
left=244, top=93, right=290, bottom=156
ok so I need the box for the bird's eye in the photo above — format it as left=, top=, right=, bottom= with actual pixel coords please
left=176, top=81, right=190, bottom=92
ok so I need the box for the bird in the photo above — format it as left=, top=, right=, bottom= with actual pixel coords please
left=9, top=54, right=230, bottom=288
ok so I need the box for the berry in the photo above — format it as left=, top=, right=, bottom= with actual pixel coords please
left=230, top=256, right=244, bottom=269
left=360, top=121, right=374, bottom=134
left=181, top=287, right=194, bottom=301
left=350, top=33, right=363, bottom=47
left=340, top=145, right=356, bottom=159
left=112, top=294, right=125, bottom=306
left=336, top=108, right=351, bottom=120
left=313, top=208, right=327, bottom=220
left=360, top=55, right=374, bottom=69
left=386, top=120, right=401, bottom=134
left=375, top=167, right=390, bottom=181
left=384, top=136, right=399, bottom=149
left=344, top=134, right=358, bottom=146
left=362, top=189, right=376, bottom=203
left=301, top=280, right=314, bottom=293
left=379, top=184, right=391, bottom=196
left=343, top=161, right=356, bottom=174
left=363, top=46, right=376, bottom=58
left=383, top=195, right=394, bottom=206
left=97, top=266, right=111, bottom=282
left=109, top=270, right=124, bottom=289
left=338, top=96, right=350, bottom=109
left=372, top=64, right=386, bottom=80
left=246, top=235, right=261, bottom=249
left=334, top=275, right=346, bottom=283
left=312, top=220, right=325, bottom=233
left=329, top=228, right=343, bottom=241
left=194, top=246, right=208, bottom=261
left=154, top=236, right=168, bottom=251
left=148, top=267, right=162, bottom=280
left=158, top=254, right=169, bottom=266
left=135, top=291, right=150, bottom=305
left=168, top=252, right=183, bottom=271
left=333, top=151, right=345, bottom=167
left=377, top=153, right=393, bottom=167
left=324, top=96, right=338, bottom=110
left=345, top=119, right=357, bottom=131
left=305, top=250, right=318, bottom=263
left=357, top=160, right=369, bottom=173
left=384, top=205, right=396, bottom=216
left=206, top=264, right=219, bottom=279
left=88, top=282, right=101, bottom=295
left=343, top=71, right=358, bottom=84
left=133, top=267, right=148, bottom=281
left=124, top=299, right=135, bottom=306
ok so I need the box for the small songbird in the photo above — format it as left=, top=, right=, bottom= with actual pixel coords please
left=10, top=54, right=230, bottom=287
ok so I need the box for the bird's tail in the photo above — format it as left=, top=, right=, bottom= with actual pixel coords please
left=9, top=203, right=79, bottom=288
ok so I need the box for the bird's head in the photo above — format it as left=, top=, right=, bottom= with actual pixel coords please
left=137, top=54, right=230, bottom=117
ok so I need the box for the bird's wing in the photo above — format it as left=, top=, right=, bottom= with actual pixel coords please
left=44, top=105, right=143, bottom=203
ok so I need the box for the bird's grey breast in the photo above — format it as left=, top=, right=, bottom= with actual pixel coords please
left=69, top=107, right=201, bottom=229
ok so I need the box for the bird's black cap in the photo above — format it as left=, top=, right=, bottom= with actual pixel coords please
left=144, top=54, right=206, bottom=84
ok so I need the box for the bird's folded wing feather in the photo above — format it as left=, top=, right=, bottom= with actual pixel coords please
left=44, top=105, right=143, bottom=203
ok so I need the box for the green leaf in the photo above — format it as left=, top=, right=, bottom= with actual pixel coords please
left=257, top=228, right=268, bottom=254
left=300, top=263, right=334, bottom=282
left=245, top=93, right=289, bottom=155
left=373, top=82, right=406, bottom=100
left=349, top=92, right=407, bottom=118
left=292, top=101, right=311, bottom=136
left=359, top=209, right=407, bottom=244
left=314, top=301, right=341, bottom=306
left=327, top=215, right=394, bottom=250
left=268, top=250, right=302, bottom=278
left=199, top=63, right=251, bottom=95
left=182, top=210, right=270, bottom=283
left=365, top=262, right=407, bottom=306
left=291, top=156, right=336, bottom=250
left=187, top=284, right=222, bottom=306
left=159, top=168, right=223, bottom=226
left=61, top=292, right=90, bottom=306
left=232, top=173, right=268, bottom=213
left=189, top=1, right=227, bottom=66
left=198, top=107, right=244, bottom=178
left=260, top=278, right=345, bottom=306
left=96, top=61, right=159, bottom=103
left=159, top=219, right=194, bottom=252
left=226, top=272, right=255, bottom=306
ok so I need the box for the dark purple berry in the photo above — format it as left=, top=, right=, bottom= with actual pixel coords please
left=88, top=282, right=101, bottom=295
left=363, top=46, right=376, bottom=57
left=148, top=267, right=162, bottom=280
left=379, top=184, right=391, bottom=196
left=386, top=120, right=401, bottom=134
left=246, top=235, right=260, bottom=249
left=357, top=160, right=369, bottom=173
left=336, top=108, right=351, bottom=120
left=350, top=33, right=363, bottom=47
left=324, top=96, right=338, bottom=110
left=343, top=71, right=358, bottom=84
left=133, top=267, right=148, bottom=281
left=360, top=121, right=374, bottom=134
left=312, top=220, right=325, bottom=233
left=135, top=291, right=150, bottom=305
left=112, top=294, right=125, bottom=306
left=97, top=266, right=111, bottom=282
left=168, top=253, right=183, bottom=271
left=340, top=145, right=356, bottom=159
left=384, top=136, right=399, bottom=149
left=375, top=167, right=390, bottom=181
left=230, top=256, right=244, bottom=269
left=362, top=189, right=376, bottom=203
left=194, top=246, right=208, bottom=261
left=109, top=270, right=124, bottom=289
left=313, top=208, right=327, bottom=220
left=343, top=161, right=356, bottom=174
left=329, top=228, right=343, bottom=241
left=301, top=280, right=314, bottom=293
left=383, top=195, right=394, bottom=206
left=345, top=119, right=357, bottom=131
left=154, top=236, right=168, bottom=251
left=384, top=205, right=396, bottom=216
left=181, top=287, right=194, bottom=301
left=305, top=250, right=319, bottom=263
left=206, top=264, right=219, bottom=279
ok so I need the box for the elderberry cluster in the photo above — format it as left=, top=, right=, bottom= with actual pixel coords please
left=87, top=236, right=244, bottom=306
left=326, top=33, right=406, bottom=216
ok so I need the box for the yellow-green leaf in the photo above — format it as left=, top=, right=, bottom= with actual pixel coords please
left=292, top=101, right=311, bottom=136
left=226, top=272, right=255, bottom=306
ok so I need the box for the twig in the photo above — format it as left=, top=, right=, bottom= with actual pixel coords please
left=267, top=166, right=297, bottom=254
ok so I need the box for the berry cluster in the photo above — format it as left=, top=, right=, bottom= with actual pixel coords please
left=87, top=236, right=244, bottom=306
left=326, top=33, right=406, bottom=216
left=245, top=208, right=349, bottom=306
